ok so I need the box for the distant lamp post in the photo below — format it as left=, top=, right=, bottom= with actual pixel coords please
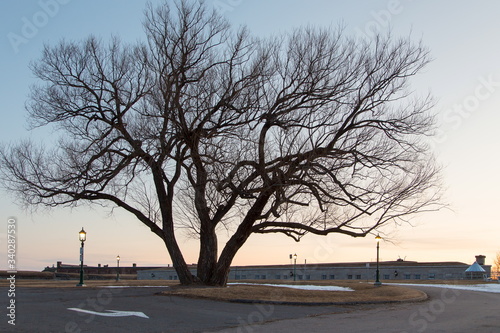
left=76, top=228, right=87, bottom=287
left=116, top=255, right=120, bottom=282
left=374, top=234, right=382, bottom=287
left=293, top=253, right=297, bottom=281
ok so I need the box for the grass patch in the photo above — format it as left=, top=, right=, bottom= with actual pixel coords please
left=161, top=280, right=426, bottom=304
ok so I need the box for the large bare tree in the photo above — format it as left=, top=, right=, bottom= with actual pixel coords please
left=0, top=0, right=441, bottom=286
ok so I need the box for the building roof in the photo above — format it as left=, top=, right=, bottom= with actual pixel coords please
left=229, top=261, right=469, bottom=270
left=465, top=262, right=486, bottom=272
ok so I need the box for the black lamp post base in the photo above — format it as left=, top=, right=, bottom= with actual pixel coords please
left=374, top=281, right=382, bottom=287
left=76, top=283, right=86, bottom=287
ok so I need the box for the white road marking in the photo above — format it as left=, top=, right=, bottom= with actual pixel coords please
left=68, top=308, right=149, bottom=319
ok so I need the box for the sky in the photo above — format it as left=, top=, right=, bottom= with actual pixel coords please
left=0, top=0, right=499, bottom=272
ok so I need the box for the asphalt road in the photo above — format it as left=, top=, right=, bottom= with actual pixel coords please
left=0, top=286, right=350, bottom=332
left=214, top=286, right=500, bottom=333
left=1, top=285, right=499, bottom=332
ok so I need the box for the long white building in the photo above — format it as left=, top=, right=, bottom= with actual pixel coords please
left=137, top=255, right=491, bottom=281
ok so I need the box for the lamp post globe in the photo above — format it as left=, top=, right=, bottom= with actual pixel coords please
left=76, top=227, right=87, bottom=287
left=78, top=228, right=86, bottom=242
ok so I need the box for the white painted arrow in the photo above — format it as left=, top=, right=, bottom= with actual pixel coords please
left=68, top=308, right=149, bottom=319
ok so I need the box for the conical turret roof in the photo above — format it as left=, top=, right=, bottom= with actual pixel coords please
left=465, top=261, right=486, bottom=272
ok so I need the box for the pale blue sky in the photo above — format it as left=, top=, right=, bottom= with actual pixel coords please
left=1, top=0, right=499, bottom=271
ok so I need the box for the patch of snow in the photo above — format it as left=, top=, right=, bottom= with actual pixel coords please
left=388, top=283, right=500, bottom=294
left=228, top=283, right=354, bottom=292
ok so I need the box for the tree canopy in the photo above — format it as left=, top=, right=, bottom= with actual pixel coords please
left=0, top=0, right=441, bottom=286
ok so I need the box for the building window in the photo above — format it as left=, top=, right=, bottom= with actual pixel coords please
left=275, top=275, right=281, bottom=279
left=298, top=275, right=303, bottom=280
left=329, top=275, right=335, bottom=280
left=241, top=275, right=246, bottom=279
left=283, top=275, right=288, bottom=279
left=235, top=275, right=240, bottom=280
left=322, top=275, right=327, bottom=280
left=405, top=274, right=411, bottom=279
left=348, top=275, right=353, bottom=279
left=428, top=273, right=436, bottom=279
left=306, top=275, right=311, bottom=280
left=261, top=275, right=266, bottom=280
left=384, top=274, right=390, bottom=280
left=356, top=275, right=362, bottom=280
left=415, top=274, right=421, bottom=280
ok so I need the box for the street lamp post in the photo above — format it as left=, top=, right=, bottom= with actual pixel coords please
left=116, top=255, right=120, bottom=281
left=374, top=234, right=382, bottom=287
left=76, top=228, right=87, bottom=287
left=293, top=253, right=297, bottom=282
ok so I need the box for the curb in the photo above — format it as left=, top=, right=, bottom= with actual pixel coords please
left=228, top=292, right=429, bottom=306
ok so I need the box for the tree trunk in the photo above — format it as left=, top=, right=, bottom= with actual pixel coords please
left=210, top=235, right=246, bottom=286
left=210, top=191, right=274, bottom=286
left=197, top=223, right=218, bottom=284
left=151, top=165, right=196, bottom=285
left=162, top=233, right=196, bottom=285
